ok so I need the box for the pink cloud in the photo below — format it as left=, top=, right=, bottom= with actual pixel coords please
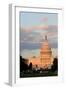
left=47, top=32, right=57, bottom=37
left=21, top=25, right=57, bottom=33
left=22, top=24, right=48, bottom=32
left=40, top=17, right=48, bottom=22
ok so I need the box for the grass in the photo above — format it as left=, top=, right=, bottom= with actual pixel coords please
left=20, top=70, right=58, bottom=78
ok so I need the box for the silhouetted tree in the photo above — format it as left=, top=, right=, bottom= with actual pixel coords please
left=51, top=58, right=58, bottom=71
left=20, top=56, right=29, bottom=72
left=29, top=62, right=32, bottom=70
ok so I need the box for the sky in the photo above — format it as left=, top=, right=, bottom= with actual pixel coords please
left=19, top=11, right=58, bottom=58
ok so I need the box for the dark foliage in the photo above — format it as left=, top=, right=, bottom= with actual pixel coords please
left=51, top=58, right=58, bottom=71
left=20, top=56, right=29, bottom=72
left=29, top=62, right=32, bottom=70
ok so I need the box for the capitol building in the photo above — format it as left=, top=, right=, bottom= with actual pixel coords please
left=28, top=35, right=53, bottom=69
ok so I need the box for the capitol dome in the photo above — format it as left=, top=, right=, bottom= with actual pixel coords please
left=40, top=35, right=52, bottom=68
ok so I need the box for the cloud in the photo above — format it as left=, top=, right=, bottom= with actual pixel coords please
left=20, top=42, right=41, bottom=52
left=52, top=48, right=58, bottom=57
left=21, top=24, right=48, bottom=32
left=20, top=25, right=58, bottom=54
left=20, top=25, right=57, bottom=34
left=20, top=25, right=57, bottom=43
left=21, top=49, right=40, bottom=58
left=40, top=17, right=48, bottom=22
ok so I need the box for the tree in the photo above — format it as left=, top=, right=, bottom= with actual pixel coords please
left=51, top=58, right=58, bottom=71
left=29, top=62, right=32, bottom=70
left=20, top=56, right=29, bottom=72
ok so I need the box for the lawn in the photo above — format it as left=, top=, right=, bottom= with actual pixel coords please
left=20, top=70, right=58, bottom=78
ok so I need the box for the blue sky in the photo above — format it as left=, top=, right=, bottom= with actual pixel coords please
left=20, top=12, right=58, bottom=58
left=20, top=12, right=58, bottom=28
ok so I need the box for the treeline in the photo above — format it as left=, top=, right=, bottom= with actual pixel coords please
left=20, top=56, right=58, bottom=72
